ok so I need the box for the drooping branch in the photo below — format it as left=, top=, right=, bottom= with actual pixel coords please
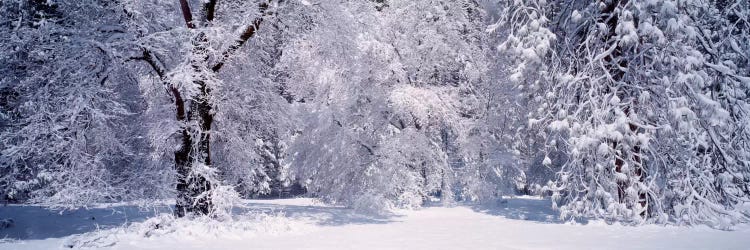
left=211, top=1, right=272, bottom=72
left=179, top=0, right=196, bottom=29
left=130, top=49, right=188, bottom=121
left=134, top=49, right=166, bottom=78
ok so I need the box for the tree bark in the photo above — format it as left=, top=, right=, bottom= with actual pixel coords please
left=173, top=0, right=214, bottom=217
left=172, top=0, right=273, bottom=217
left=174, top=94, right=214, bottom=217
left=599, top=0, right=647, bottom=215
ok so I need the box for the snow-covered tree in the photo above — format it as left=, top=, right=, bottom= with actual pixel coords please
left=1, top=0, right=298, bottom=216
left=652, top=0, right=750, bottom=228
left=0, top=0, right=144, bottom=207
left=123, top=0, right=290, bottom=217
left=496, top=0, right=750, bottom=227
left=282, top=0, right=496, bottom=211
left=489, top=0, right=561, bottom=195
left=2, top=0, right=747, bottom=228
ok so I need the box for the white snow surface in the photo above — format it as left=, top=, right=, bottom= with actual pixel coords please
left=2, top=197, right=749, bottom=250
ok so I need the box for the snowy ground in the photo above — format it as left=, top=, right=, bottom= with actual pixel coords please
left=2, top=197, right=749, bottom=250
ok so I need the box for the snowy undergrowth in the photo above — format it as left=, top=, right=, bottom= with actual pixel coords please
left=63, top=212, right=296, bottom=249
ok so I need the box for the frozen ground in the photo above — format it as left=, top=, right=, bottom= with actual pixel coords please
left=2, top=197, right=749, bottom=250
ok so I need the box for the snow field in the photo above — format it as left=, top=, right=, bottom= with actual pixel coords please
left=3, top=197, right=749, bottom=250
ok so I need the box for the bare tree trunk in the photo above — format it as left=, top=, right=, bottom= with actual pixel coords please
left=171, top=0, right=272, bottom=217
left=600, top=0, right=647, bottom=215
left=174, top=88, right=214, bottom=217
left=175, top=33, right=214, bottom=216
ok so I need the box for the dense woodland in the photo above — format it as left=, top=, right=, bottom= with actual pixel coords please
left=1, top=0, right=748, bottom=229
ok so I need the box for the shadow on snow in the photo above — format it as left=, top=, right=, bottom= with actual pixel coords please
left=0, top=199, right=399, bottom=240
left=1, top=196, right=575, bottom=240
left=464, top=196, right=586, bottom=224
left=0, top=204, right=169, bottom=240
left=241, top=201, right=400, bottom=227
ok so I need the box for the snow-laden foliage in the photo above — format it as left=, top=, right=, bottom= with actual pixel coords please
left=0, top=0, right=151, bottom=208
left=495, top=0, right=750, bottom=227
left=490, top=0, right=561, bottom=195
left=652, top=0, right=750, bottom=228
left=281, top=0, right=502, bottom=210
left=0, top=0, right=296, bottom=214
left=122, top=0, right=296, bottom=216
left=0, top=0, right=747, bottom=229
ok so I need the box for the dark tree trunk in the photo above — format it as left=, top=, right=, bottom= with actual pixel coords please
left=173, top=106, right=214, bottom=217
left=174, top=35, right=215, bottom=217
left=173, top=80, right=214, bottom=217
left=171, top=0, right=272, bottom=217
left=599, top=0, right=647, bottom=215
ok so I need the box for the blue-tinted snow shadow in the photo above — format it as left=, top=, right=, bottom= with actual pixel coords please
left=0, top=204, right=171, bottom=240
left=466, top=197, right=588, bottom=224
left=0, top=199, right=399, bottom=240
left=239, top=201, right=400, bottom=226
